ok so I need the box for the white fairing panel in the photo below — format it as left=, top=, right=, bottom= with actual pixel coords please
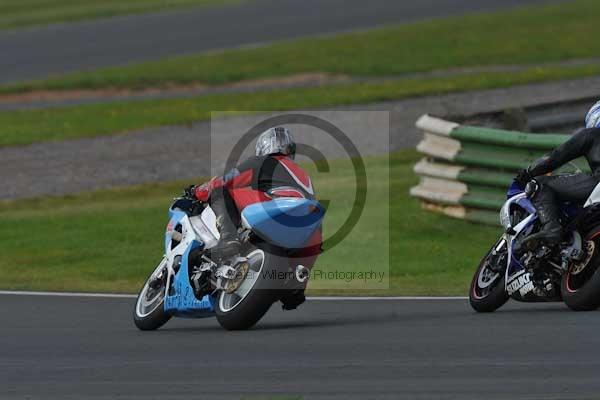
left=584, top=182, right=600, bottom=207
left=189, top=206, right=220, bottom=249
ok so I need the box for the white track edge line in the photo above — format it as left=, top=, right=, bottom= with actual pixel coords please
left=0, top=290, right=136, bottom=298
left=0, top=290, right=467, bottom=300
left=309, top=296, right=467, bottom=300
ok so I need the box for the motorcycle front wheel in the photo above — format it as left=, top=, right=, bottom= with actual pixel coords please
left=215, top=245, right=284, bottom=330
left=133, top=257, right=172, bottom=331
left=469, top=238, right=509, bottom=313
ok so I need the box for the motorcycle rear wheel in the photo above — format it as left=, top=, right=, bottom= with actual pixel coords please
left=215, top=245, right=284, bottom=330
left=562, top=229, right=600, bottom=311
left=470, top=238, right=509, bottom=313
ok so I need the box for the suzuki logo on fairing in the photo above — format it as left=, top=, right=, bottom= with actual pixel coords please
left=507, top=271, right=534, bottom=296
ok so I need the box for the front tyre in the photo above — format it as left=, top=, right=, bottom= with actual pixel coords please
left=470, top=238, right=509, bottom=313
left=216, top=246, right=284, bottom=331
left=133, top=258, right=172, bottom=331
left=562, top=230, right=600, bottom=311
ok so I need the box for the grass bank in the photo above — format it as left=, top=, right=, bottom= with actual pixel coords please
left=0, top=151, right=499, bottom=295
left=1, top=63, right=599, bottom=147
left=2, top=0, right=597, bottom=92
left=0, top=0, right=240, bottom=30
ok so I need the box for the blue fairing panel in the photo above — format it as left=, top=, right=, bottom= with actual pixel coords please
left=165, top=210, right=186, bottom=253
left=242, top=198, right=325, bottom=249
left=507, top=180, right=524, bottom=198
left=516, top=197, right=536, bottom=214
left=164, top=240, right=216, bottom=317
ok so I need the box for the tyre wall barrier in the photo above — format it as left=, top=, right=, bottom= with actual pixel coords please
left=410, top=115, right=585, bottom=225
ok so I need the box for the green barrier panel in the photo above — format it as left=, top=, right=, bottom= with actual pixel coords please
left=452, top=126, right=568, bottom=150
left=412, top=179, right=505, bottom=209
left=458, top=168, right=514, bottom=188
left=456, top=143, right=591, bottom=172
left=460, top=185, right=506, bottom=210
left=414, top=158, right=514, bottom=188
left=457, top=142, right=546, bottom=170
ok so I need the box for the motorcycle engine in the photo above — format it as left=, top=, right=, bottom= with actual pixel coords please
left=191, top=264, right=213, bottom=298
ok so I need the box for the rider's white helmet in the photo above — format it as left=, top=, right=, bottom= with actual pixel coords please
left=255, top=127, right=296, bottom=159
left=585, top=100, right=600, bottom=129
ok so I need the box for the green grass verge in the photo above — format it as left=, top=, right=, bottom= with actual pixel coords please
left=0, top=0, right=241, bottom=30
left=0, top=151, right=500, bottom=295
left=2, top=0, right=597, bottom=91
left=2, top=63, right=600, bottom=147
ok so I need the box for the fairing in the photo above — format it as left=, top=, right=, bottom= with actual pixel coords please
left=502, top=180, right=580, bottom=301
left=241, top=198, right=325, bottom=249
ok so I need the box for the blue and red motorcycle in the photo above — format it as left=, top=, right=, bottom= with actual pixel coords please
left=134, top=192, right=324, bottom=330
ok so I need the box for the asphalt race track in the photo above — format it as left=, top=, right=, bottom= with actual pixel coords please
left=2, top=294, right=599, bottom=399
left=0, top=0, right=567, bottom=84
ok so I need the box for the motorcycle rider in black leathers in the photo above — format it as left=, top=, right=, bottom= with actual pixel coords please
left=516, top=100, right=600, bottom=249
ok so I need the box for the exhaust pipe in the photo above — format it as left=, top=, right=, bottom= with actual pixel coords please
left=295, top=265, right=310, bottom=283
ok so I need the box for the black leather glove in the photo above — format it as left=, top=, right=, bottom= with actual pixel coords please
left=515, top=168, right=533, bottom=187
left=182, top=185, right=197, bottom=200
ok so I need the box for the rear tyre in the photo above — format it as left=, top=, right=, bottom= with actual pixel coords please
left=133, top=258, right=172, bottom=331
left=216, top=246, right=285, bottom=330
left=470, top=238, right=509, bottom=313
left=562, top=230, right=600, bottom=311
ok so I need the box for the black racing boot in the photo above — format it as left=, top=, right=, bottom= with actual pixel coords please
left=520, top=189, right=563, bottom=251
left=522, top=220, right=562, bottom=249
left=209, top=235, right=241, bottom=260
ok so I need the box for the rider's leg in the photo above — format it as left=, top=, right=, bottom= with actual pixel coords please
left=524, top=174, right=599, bottom=247
left=524, top=177, right=562, bottom=247
left=546, top=173, right=600, bottom=203
left=208, top=187, right=241, bottom=258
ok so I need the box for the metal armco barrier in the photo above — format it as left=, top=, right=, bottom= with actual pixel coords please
left=410, top=115, right=586, bottom=225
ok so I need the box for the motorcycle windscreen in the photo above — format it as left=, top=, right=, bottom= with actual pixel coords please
left=241, top=198, right=325, bottom=249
